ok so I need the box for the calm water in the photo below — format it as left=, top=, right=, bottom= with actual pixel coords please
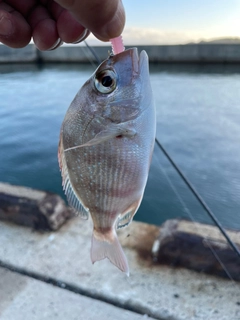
left=1, top=62, right=240, bottom=229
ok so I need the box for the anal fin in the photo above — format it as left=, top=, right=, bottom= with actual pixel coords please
left=117, top=210, right=135, bottom=229
left=117, top=197, right=143, bottom=229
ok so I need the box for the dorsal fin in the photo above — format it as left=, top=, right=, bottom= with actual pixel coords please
left=58, top=137, right=89, bottom=220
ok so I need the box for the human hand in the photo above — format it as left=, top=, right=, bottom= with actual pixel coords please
left=0, top=0, right=125, bottom=50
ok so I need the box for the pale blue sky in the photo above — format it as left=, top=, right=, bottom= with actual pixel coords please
left=124, top=0, right=239, bottom=29
left=84, top=0, right=240, bottom=45
left=121, top=0, right=240, bottom=44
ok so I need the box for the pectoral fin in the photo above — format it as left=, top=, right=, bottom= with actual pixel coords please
left=64, top=122, right=136, bottom=152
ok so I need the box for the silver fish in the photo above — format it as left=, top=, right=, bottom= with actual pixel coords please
left=58, top=48, right=156, bottom=274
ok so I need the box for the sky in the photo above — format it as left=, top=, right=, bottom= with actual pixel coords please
left=88, top=0, right=240, bottom=45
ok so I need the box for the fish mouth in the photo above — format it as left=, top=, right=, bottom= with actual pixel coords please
left=131, top=48, right=149, bottom=75
left=139, top=50, right=149, bottom=75
left=104, top=48, right=149, bottom=87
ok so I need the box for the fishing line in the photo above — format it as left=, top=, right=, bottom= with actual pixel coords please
left=81, top=45, right=98, bottom=69
left=155, top=137, right=240, bottom=259
left=206, top=242, right=234, bottom=281
left=82, top=41, right=240, bottom=275
left=153, top=147, right=234, bottom=281
left=84, top=40, right=101, bottom=66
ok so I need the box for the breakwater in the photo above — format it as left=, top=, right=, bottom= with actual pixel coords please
left=1, top=43, right=240, bottom=63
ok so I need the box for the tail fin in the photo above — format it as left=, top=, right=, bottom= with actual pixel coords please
left=91, top=229, right=129, bottom=275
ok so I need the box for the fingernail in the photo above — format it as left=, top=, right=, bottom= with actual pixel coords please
left=49, top=38, right=63, bottom=51
left=0, top=16, right=13, bottom=36
left=73, top=29, right=90, bottom=44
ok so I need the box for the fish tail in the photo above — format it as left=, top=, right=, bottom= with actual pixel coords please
left=91, top=229, right=129, bottom=276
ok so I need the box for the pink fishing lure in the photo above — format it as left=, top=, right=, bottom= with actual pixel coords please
left=110, top=36, right=125, bottom=54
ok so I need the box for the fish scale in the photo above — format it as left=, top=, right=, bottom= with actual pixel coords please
left=81, top=142, right=137, bottom=215
left=58, top=48, right=156, bottom=274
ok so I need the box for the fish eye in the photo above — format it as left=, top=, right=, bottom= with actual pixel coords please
left=94, top=70, right=117, bottom=94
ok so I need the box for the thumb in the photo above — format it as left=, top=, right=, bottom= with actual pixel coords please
left=54, top=0, right=125, bottom=41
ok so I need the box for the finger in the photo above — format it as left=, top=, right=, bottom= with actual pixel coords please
left=33, top=19, right=61, bottom=50
left=47, top=1, right=88, bottom=43
left=28, top=5, right=59, bottom=50
left=4, top=0, right=37, bottom=16
left=54, top=0, right=125, bottom=41
left=0, top=5, right=31, bottom=48
left=57, top=10, right=89, bottom=43
left=48, top=1, right=90, bottom=43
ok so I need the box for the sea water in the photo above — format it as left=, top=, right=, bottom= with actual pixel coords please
left=1, top=62, right=240, bottom=229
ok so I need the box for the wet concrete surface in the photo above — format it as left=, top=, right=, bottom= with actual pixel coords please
left=0, top=267, right=151, bottom=320
left=0, top=216, right=239, bottom=320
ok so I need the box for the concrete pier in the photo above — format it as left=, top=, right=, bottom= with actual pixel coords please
left=0, top=214, right=239, bottom=320
left=0, top=183, right=239, bottom=320
left=0, top=44, right=36, bottom=63
left=1, top=43, right=240, bottom=63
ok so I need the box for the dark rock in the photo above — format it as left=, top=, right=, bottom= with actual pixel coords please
left=0, top=183, right=73, bottom=231
left=152, top=219, right=240, bottom=281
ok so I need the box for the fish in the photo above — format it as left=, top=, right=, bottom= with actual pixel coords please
left=58, top=48, right=156, bottom=275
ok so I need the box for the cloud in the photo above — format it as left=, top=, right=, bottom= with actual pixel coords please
left=79, top=27, right=209, bottom=46
left=122, top=27, right=194, bottom=45
left=63, top=26, right=238, bottom=47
